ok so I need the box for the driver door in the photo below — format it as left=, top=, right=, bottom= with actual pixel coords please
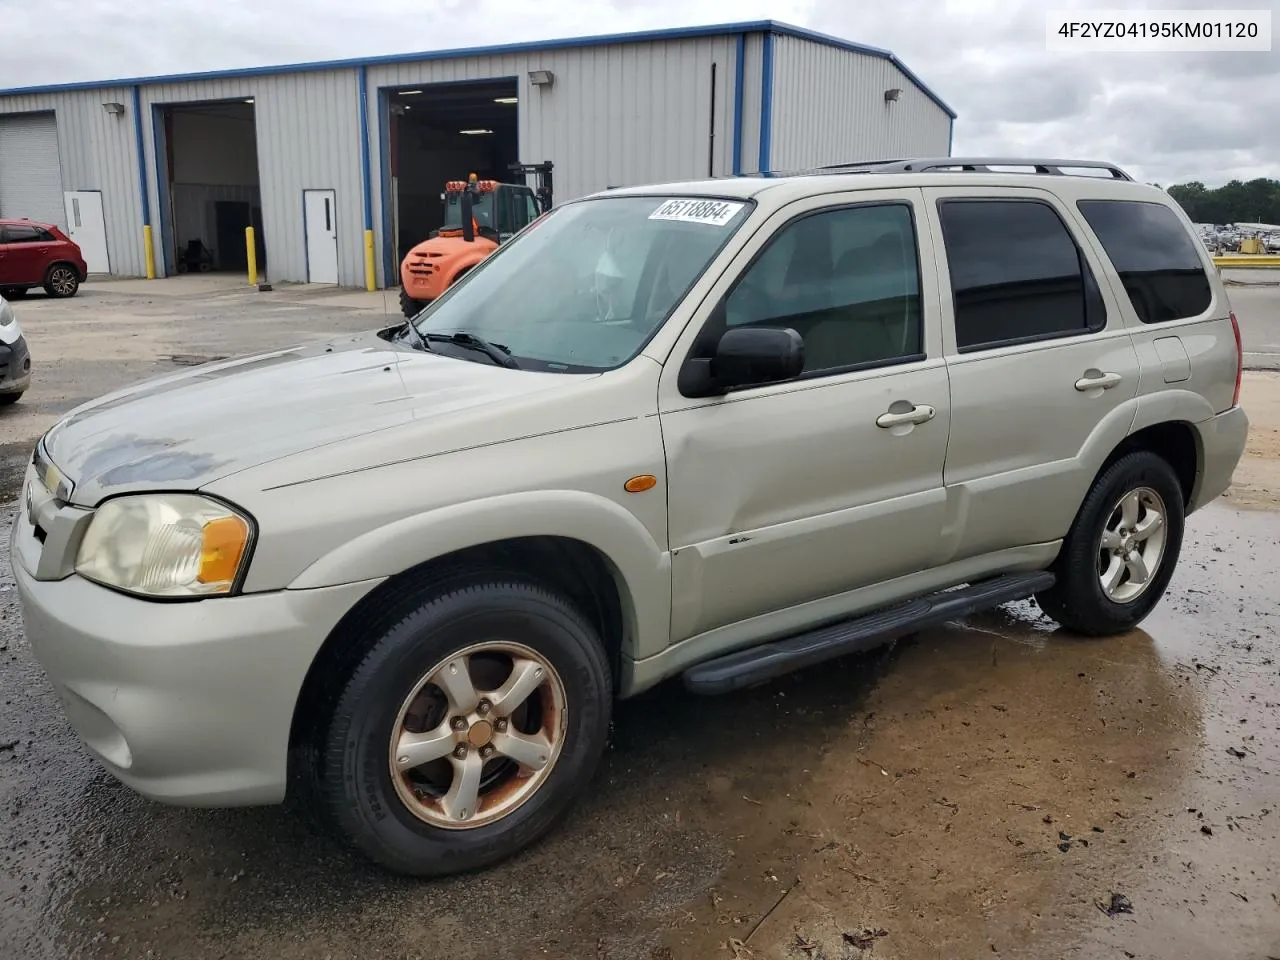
left=658, top=189, right=951, bottom=643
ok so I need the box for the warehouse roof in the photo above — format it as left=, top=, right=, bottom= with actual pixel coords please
left=0, top=20, right=956, bottom=119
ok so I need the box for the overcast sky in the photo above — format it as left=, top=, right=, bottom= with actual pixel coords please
left=1, top=0, right=1274, bottom=186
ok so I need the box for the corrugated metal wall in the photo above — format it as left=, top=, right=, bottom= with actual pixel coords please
left=0, top=88, right=143, bottom=275
left=136, top=70, right=364, bottom=286
left=0, top=30, right=952, bottom=287
left=364, top=35, right=738, bottom=285
left=767, top=36, right=950, bottom=172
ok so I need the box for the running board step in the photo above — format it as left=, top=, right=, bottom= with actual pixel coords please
left=682, top=571, right=1056, bottom=696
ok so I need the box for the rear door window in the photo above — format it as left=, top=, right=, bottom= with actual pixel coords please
left=1077, top=200, right=1213, bottom=323
left=937, top=199, right=1107, bottom=352
left=1, top=225, right=42, bottom=244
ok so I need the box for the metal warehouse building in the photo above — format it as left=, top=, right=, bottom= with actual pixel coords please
left=0, top=20, right=954, bottom=290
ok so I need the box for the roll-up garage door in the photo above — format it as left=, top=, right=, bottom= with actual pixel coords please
left=0, top=113, right=66, bottom=229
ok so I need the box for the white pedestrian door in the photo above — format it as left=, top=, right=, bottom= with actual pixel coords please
left=63, top=191, right=110, bottom=273
left=304, top=189, right=339, bottom=284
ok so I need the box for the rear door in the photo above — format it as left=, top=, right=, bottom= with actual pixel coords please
left=921, top=187, right=1141, bottom=562
left=0, top=224, right=48, bottom=284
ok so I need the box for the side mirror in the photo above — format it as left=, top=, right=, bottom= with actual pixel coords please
left=679, top=326, right=805, bottom=397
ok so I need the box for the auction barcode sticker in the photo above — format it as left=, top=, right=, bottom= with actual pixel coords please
left=649, top=198, right=746, bottom=226
left=1046, top=9, right=1271, bottom=51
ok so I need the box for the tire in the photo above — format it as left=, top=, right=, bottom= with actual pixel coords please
left=399, top=287, right=426, bottom=320
left=43, top=264, right=79, bottom=298
left=0, top=393, right=20, bottom=406
left=319, top=580, right=612, bottom=876
left=1036, top=451, right=1185, bottom=636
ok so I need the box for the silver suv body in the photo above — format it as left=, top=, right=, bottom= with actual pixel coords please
left=13, top=159, right=1248, bottom=873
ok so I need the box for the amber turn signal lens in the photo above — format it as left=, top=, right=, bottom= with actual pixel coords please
left=198, top=515, right=250, bottom=585
left=624, top=475, right=658, bottom=493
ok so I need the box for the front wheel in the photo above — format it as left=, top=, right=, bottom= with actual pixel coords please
left=0, top=393, right=21, bottom=406
left=1036, top=451, right=1185, bottom=636
left=320, top=580, right=612, bottom=876
left=399, top=287, right=426, bottom=320
left=43, top=265, right=79, bottom=298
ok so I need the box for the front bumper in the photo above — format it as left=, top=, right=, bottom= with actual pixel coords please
left=1191, top=404, right=1250, bottom=512
left=10, top=478, right=382, bottom=806
left=0, top=334, right=31, bottom=394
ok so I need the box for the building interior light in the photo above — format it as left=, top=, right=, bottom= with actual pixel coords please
left=493, top=97, right=518, bottom=104
left=400, top=89, right=423, bottom=95
left=460, top=128, right=494, bottom=135
left=243, top=98, right=254, bottom=104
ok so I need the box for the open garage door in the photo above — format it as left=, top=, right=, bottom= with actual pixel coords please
left=0, top=113, right=65, bottom=229
left=387, top=80, right=520, bottom=265
left=155, top=100, right=265, bottom=277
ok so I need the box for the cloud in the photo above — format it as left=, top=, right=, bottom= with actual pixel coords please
left=808, top=0, right=1278, bottom=185
left=0, top=0, right=1273, bottom=186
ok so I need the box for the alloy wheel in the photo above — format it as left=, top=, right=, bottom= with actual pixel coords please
left=50, top=268, right=77, bottom=295
left=388, top=641, right=567, bottom=829
left=1097, top=486, right=1168, bottom=603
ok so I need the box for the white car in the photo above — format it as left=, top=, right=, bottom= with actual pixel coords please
left=0, top=295, right=31, bottom=404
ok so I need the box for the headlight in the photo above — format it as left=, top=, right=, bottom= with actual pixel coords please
left=75, top=494, right=253, bottom=598
left=0, top=297, right=14, bottom=328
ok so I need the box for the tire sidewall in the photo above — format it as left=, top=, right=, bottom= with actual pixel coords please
left=1073, top=452, right=1185, bottom=624
left=326, top=583, right=611, bottom=875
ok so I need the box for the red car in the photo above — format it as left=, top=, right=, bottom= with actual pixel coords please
left=0, top=219, right=88, bottom=299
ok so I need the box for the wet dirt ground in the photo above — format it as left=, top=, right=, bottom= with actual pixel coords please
left=1, top=278, right=1279, bottom=959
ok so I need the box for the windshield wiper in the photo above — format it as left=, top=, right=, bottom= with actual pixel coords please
left=425, top=331, right=521, bottom=369
left=401, top=316, right=430, bottom=352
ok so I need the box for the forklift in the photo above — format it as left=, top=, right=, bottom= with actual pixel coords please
left=398, top=162, right=553, bottom=318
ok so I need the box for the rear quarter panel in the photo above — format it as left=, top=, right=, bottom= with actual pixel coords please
left=1064, top=185, right=1238, bottom=415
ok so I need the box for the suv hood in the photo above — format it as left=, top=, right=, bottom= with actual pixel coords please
left=42, top=329, right=578, bottom=506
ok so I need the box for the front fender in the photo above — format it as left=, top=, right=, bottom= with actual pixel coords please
left=288, top=489, right=671, bottom=659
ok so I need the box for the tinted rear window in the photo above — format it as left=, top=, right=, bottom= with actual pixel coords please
left=1077, top=200, right=1212, bottom=324
left=938, top=199, right=1105, bottom=351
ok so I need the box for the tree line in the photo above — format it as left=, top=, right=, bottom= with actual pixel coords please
left=1165, top=178, right=1280, bottom=225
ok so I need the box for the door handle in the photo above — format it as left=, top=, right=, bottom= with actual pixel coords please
left=1074, top=371, right=1122, bottom=391
left=876, top=404, right=935, bottom=428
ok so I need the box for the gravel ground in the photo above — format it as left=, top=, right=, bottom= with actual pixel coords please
left=0, top=276, right=1277, bottom=960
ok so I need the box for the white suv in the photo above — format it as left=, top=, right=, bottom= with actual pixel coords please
left=13, top=158, right=1248, bottom=876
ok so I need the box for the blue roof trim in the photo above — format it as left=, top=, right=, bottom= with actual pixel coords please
left=0, top=19, right=954, bottom=118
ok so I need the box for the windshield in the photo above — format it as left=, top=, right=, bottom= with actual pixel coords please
left=413, top=195, right=753, bottom=372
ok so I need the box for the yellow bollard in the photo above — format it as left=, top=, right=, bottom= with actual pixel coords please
left=143, top=225, right=156, bottom=280
left=364, top=229, right=376, bottom=292
left=245, top=226, right=258, bottom=286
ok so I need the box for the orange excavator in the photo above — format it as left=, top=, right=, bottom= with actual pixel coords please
left=398, top=161, right=553, bottom=318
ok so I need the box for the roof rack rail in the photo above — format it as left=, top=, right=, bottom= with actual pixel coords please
left=833, top=157, right=1135, bottom=181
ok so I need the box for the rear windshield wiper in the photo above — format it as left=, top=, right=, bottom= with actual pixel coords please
left=425, top=331, right=521, bottom=369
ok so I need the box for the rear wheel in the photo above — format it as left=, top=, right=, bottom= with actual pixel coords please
left=319, top=580, right=612, bottom=876
left=1036, top=451, right=1185, bottom=636
left=43, top=265, right=79, bottom=298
